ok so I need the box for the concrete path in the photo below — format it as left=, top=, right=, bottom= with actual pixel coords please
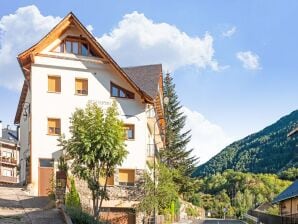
left=193, top=219, right=246, bottom=224
left=0, top=185, right=65, bottom=224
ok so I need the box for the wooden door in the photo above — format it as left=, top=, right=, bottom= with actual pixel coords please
left=38, top=159, right=54, bottom=196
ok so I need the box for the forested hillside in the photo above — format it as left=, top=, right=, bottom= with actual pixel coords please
left=191, top=170, right=291, bottom=218
left=193, top=110, right=298, bottom=177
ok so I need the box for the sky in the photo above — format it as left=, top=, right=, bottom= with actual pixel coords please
left=0, top=0, right=298, bottom=164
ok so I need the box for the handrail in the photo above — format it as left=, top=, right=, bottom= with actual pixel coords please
left=0, top=156, right=17, bottom=164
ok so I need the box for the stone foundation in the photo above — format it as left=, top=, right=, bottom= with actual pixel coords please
left=74, top=169, right=145, bottom=224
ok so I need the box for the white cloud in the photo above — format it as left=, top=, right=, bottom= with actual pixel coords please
left=86, top=24, right=94, bottom=33
left=182, top=106, right=234, bottom=165
left=236, top=51, right=261, bottom=70
left=98, top=11, right=222, bottom=71
left=222, top=26, right=236, bottom=38
left=0, top=5, right=61, bottom=90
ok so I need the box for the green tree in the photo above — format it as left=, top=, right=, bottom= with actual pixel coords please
left=65, top=178, right=81, bottom=209
left=279, top=167, right=298, bottom=181
left=60, top=102, right=127, bottom=220
left=161, top=72, right=197, bottom=196
left=138, top=163, right=179, bottom=218
left=234, top=191, right=245, bottom=218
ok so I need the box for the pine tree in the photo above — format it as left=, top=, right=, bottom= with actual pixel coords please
left=65, top=178, right=81, bottom=209
left=161, top=73, right=197, bottom=192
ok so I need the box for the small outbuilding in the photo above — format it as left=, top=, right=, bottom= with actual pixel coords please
left=272, top=180, right=298, bottom=219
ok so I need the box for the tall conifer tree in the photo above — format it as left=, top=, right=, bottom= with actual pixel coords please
left=162, top=73, right=197, bottom=177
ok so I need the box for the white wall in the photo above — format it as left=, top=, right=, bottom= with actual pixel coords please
left=29, top=56, right=148, bottom=195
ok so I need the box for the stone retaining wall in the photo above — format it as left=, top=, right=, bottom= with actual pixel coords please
left=74, top=169, right=145, bottom=223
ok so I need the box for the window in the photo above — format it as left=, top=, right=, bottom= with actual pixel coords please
left=39, top=159, right=54, bottom=167
left=48, top=118, right=61, bottom=135
left=53, top=37, right=95, bottom=57
left=65, top=40, right=79, bottom=54
left=81, top=43, right=88, bottom=56
left=99, top=175, right=114, bottom=186
left=3, top=169, right=12, bottom=177
left=110, top=82, right=134, bottom=99
left=48, top=76, right=61, bottom=93
left=119, top=169, right=135, bottom=186
left=124, top=124, right=135, bottom=140
left=75, top=78, right=88, bottom=95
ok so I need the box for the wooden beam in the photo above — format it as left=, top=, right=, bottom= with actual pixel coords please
left=35, top=53, right=109, bottom=64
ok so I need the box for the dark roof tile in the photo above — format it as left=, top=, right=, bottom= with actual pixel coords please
left=123, top=64, right=162, bottom=99
left=0, top=128, right=18, bottom=144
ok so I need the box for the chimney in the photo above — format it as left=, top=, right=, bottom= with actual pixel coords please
left=0, top=120, right=2, bottom=138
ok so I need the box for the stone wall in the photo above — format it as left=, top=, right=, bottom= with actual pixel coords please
left=74, top=169, right=145, bottom=223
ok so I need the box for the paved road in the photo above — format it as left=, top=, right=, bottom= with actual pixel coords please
left=0, top=185, right=65, bottom=224
left=193, top=220, right=245, bottom=224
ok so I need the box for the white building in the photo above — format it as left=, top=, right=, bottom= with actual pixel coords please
left=15, top=12, right=165, bottom=223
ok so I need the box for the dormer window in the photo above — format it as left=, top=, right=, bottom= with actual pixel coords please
left=53, top=37, right=95, bottom=56
left=65, top=40, right=79, bottom=54
left=110, top=82, right=134, bottom=99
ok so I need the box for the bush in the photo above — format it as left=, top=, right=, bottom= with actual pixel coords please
left=65, top=178, right=81, bottom=209
left=185, top=205, right=198, bottom=217
left=66, top=207, right=107, bottom=224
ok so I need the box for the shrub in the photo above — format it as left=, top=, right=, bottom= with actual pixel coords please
left=185, top=205, right=198, bottom=217
left=66, top=207, right=107, bottom=224
left=65, top=178, right=81, bottom=209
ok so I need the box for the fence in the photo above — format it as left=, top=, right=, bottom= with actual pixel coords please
left=248, top=210, right=298, bottom=224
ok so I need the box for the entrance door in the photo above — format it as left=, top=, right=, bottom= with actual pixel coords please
left=38, top=158, right=54, bottom=196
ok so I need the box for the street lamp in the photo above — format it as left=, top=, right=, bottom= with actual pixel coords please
left=153, top=96, right=169, bottom=224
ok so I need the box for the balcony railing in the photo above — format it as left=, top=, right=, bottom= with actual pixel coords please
left=0, top=175, right=17, bottom=183
left=0, top=156, right=17, bottom=165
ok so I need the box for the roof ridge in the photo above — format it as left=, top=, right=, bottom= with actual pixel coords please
left=122, top=64, right=162, bottom=69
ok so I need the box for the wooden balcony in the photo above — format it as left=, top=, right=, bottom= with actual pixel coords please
left=0, top=175, right=18, bottom=183
left=0, top=156, right=18, bottom=166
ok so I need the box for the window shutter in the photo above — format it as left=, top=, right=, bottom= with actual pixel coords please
left=82, top=80, right=88, bottom=91
left=119, top=169, right=135, bottom=183
left=48, top=76, right=61, bottom=92
left=48, top=119, right=56, bottom=128
left=48, top=77, right=56, bottom=92
left=75, top=79, right=83, bottom=90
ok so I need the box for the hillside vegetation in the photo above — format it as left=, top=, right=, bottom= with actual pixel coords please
left=193, top=110, right=298, bottom=177
left=191, top=170, right=291, bottom=218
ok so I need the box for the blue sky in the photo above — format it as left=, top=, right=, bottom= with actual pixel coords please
left=1, top=0, right=298, bottom=163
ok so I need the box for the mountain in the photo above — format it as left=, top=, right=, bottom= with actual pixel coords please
left=193, top=110, right=298, bottom=177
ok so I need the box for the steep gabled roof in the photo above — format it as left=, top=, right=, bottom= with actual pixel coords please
left=272, top=180, right=298, bottom=204
left=123, top=64, right=162, bottom=99
left=15, top=12, right=159, bottom=124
